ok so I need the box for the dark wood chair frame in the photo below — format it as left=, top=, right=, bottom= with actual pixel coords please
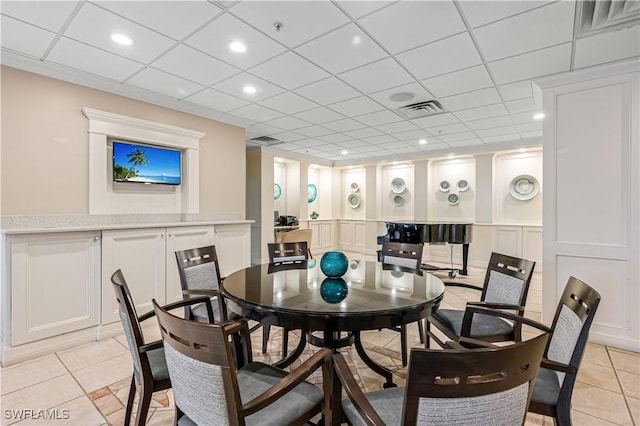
left=332, top=332, right=549, bottom=426
left=426, top=252, right=536, bottom=348
left=110, top=269, right=214, bottom=426
left=380, top=241, right=425, bottom=366
left=459, top=276, right=601, bottom=426
left=152, top=299, right=332, bottom=426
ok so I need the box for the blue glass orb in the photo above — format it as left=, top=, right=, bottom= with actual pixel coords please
left=320, top=251, right=348, bottom=278
left=320, top=278, right=348, bottom=304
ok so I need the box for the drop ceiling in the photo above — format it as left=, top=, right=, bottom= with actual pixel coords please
left=2, top=0, right=639, bottom=165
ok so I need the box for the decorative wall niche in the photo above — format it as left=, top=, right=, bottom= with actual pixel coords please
left=83, top=108, right=204, bottom=215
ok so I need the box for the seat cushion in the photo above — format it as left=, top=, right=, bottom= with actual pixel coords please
left=147, top=347, right=169, bottom=382
left=431, top=308, right=514, bottom=338
left=531, top=367, right=561, bottom=406
left=342, top=386, right=404, bottom=426
left=178, top=361, right=323, bottom=426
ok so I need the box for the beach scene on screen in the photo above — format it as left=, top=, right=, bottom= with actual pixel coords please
left=113, top=141, right=181, bottom=185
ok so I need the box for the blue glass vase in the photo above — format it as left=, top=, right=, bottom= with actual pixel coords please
left=320, top=278, right=348, bottom=304
left=320, top=251, right=348, bottom=278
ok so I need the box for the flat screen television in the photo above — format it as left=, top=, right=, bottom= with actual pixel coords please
left=112, top=140, right=181, bottom=185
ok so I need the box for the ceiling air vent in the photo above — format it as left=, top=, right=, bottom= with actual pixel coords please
left=247, top=136, right=284, bottom=147
left=578, top=0, right=640, bottom=37
left=396, top=100, right=446, bottom=120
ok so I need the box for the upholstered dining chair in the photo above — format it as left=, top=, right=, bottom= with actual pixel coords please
left=333, top=332, right=549, bottom=426
left=460, top=276, right=601, bottom=426
left=280, top=228, right=313, bottom=258
left=380, top=241, right=424, bottom=366
left=152, top=299, right=331, bottom=426
left=111, top=269, right=214, bottom=426
left=426, top=252, right=536, bottom=348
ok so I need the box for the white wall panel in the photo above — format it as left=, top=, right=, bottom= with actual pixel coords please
left=429, top=158, right=475, bottom=221
left=493, top=151, right=542, bottom=225
left=494, top=226, right=522, bottom=257
left=381, top=163, right=414, bottom=220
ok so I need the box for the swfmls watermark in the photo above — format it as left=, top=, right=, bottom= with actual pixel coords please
left=3, top=409, right=70, bottom=421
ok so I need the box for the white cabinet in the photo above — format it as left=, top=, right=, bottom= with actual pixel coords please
left=309, top=221, right=332, bottom=255
left=11, top=232, right=101, bottom=345
left=102, top=225, right=215, bottom=324
left=337, top=220, right=366, bottom=252
left=214, top=224, right=251, bottom=277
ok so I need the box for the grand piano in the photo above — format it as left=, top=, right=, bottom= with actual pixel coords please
left=377, top=222, right=473, bottom=277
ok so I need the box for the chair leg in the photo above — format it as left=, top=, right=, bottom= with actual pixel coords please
left=417, top=319, right=425, bottom=344
left=124, top=376, right=136, bottom=426
left=425, top=320, right=431, bottom=349
left=282, top=329, right=289, bottom=359
left=135, top=383, right=152, bottom=426
left=262, top=324, right=270, bottom=353
left=400, top=324, right=408, bottom=367
left=308, top=248, right=313, bottom=259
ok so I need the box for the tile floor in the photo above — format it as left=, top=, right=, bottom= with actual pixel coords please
left=1, top=258, right=638, bottom=425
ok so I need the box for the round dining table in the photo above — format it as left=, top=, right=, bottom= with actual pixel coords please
left=222, top=258, right=445, bottom=388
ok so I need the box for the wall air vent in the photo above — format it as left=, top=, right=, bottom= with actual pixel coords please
left=247, top=136, right=284, bottom=147
left=577, top=0, right=640, bottom=37
left=396, top=100, right=446, bottom=120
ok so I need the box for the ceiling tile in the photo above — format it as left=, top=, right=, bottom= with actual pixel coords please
left=392, top=129, right=430, bottom=142
left=63, top=3, right=175, bottom=63
left=345, top=127, right=383, bottom=139
left=228, top=104, right=284, bottom=122
left=368, top=82, right=434, bottom=109
left=366, top=135, right=399, bottom=144
left=354, top=110, right=403, bottom=126
left=506, top=97, right=541, bottom=114
left=516, top=122, right=543, bottom=132
left=511, top=111, right=540, bottom=124
left=249, top=52, right=330, bottom=90
left=396, top=33, right=483, bottom=80
left=127, top=67, right=205, bottom=98
left=296, top=23, right=387, bottom=74
left=458, top=1, right=553, bottom=28
left=384, top=141, right=413, bottom=149
left=475, top=126, right=518, bottom=137
left=498, top=81, right=534, bottom=101
left=152, top=44, right=239, bottom=86
left=230, top=1, right=349, bottom=48
left=313, top=143, right=341, bottom=151
left=448, top=138, right=483, bottom=147
left=465, top=115, right=514, bottom=130
left=520, top=130, right=543, bottom=139
left=481, top=134, right=520, bottom=143
left=488, top=42, right=572, bottom=84
left=246, top=123, right=282, bottom=138
left=339, top=139, right=372, bottom=149
left=293, top=107, right=345, bottom=124
left=455, top=103, right=508, bottom=121
left=97, top=1, right=222, bottom=40
left=296, top=125, right=334, bottom=137
left=423, top=122, right=469, bottom=135
left=337, top=1, right=393, bottom=19
left=419, top=143, right=449, bottom=151
left=48, top=37, right=143, bottom=82
left=294, top=77, right=360, bottom=105
left=421, top=65, right=493, bottom=98
left=1, top=15, right=56, bottom=58
left=326, top=96, right=384, bottom=116
left=440, top=87, right=502, bottom=111
left=268, top=116, right=311, bottom=131
left=185, top=14, right=286, bottom=70
left=474, top=1, right=574, bottom=62
left=411, top=113, right=460, bottom=128
left=358, top=1, right=466, bottom=54
left=316, top=133, right=354, bottom=143
left=270, top=131, right=306, bottom=142
left=338, top=57, right=414, bottom=94
left=258, top=92, right=318, bottom=115
left=1, top=0, right=79, bottom=32
left=213, top=72, right=285, bottom=102
left=374, top=120, right=419, bottom=134
left=574, top=25, right=640, bottom=69
left=322, top=119, right=367, bottom=132
left=183, top=88, right=249, bottom=112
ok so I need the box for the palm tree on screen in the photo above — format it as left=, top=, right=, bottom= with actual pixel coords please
left=123, top=148, right=148, bottom=179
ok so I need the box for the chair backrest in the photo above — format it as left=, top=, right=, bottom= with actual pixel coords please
left=480, top=252, right=536, bottom=307
left=268, top=242, right=309, bottom=263
left=153, top=298, right=248, bottom=425
left=380, top=242, right=423, bottom=270
left=175, top=245, right=222, bottom=292
left=403, top=332, right=548, bottom=425
left=110, top=269, right=149, bottom=386
left=546, top=276, right=601, bottom=387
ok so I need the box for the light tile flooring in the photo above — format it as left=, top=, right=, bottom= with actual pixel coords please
left=1, top=260, right=638, bottom=425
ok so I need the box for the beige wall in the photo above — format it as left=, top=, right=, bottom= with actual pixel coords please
left=0, top=66, right=246, bottom=216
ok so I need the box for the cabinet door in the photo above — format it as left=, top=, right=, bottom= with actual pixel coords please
left=102, top=228, right=165, bottom=324
left=214, top=224, right=250, bottom=277
left=165, top=226, right=215, bottom=303
left=338, top=221, right=353, bottom=248
left=11, top=232, right=101, bottom=345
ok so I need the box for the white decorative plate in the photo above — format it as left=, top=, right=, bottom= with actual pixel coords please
left=348, top=193, right=360, bottom=208
left=350, top=182, right=359, bottom=192
left=457, top=179, right=469, bottom=192
left=274, top=183, right=282, bottom=200
left=439, top=180, right=451, bottom=192
left=391, top=177, right=406, bottom=194
left=393, top=195, right=404, bottom=206
left=447, top=193, right=459, bottom=206
left=509, top=175, right=539, bottom=201
left=307, top=183, right=317, bottom=203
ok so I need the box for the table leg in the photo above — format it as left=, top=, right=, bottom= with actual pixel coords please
left=272, top=332, right=306, bottom=369
left=353, top=331, right=396, bottom=388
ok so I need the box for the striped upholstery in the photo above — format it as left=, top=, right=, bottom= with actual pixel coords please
left=547, top=304, right=583, bottom=384
left=183, top=262, right=219, bottom=291
left=272, top=254, right=306, bottom=263
left=383, top=255, right=420, bottom=269
left=485, top=270, right=525, bottom=305
left=118, top=309, right=142, bottom=384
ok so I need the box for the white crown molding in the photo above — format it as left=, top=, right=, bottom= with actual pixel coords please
left=534, top=58, right=640, bottom=89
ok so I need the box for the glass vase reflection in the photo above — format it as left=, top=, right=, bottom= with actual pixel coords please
left=320, top=251, right=348, bottom=278
left=320, top=278, right=348, bottom=304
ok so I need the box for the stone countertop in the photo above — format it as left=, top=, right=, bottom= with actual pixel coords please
left=0, top=214, right=253, bottom=234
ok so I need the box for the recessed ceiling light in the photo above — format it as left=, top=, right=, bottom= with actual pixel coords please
left=419, top=139, right=427, bottom=145
left=111, top=33, right=132, bottom=46
left=243, top=85, right=257, bottom=95
left=448, top=154, right=454, bottom=160
left=519, top=148, right=526, bottom=153
left=352, top=35, right=362, bottom=45
left=341, top=150, right=349, bottom=155
left=533, top=112, right=545, bottom=120
left=229, top=41, right=246, bottom=53
left=389, top=92, right=415, bottom=102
